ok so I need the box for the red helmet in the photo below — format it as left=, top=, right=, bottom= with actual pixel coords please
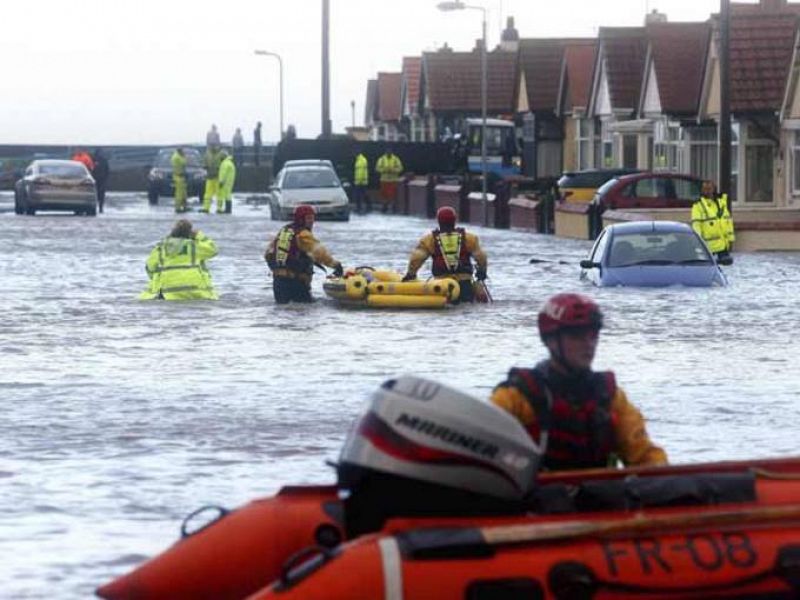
left=293, top=204, right=316, bottom=225
left=437, top=206, right=457, bottom=229
left=538, top=293, right=603, bottom=338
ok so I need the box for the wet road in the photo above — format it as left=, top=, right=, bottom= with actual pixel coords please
left=1, top=192, right=799, bottom=598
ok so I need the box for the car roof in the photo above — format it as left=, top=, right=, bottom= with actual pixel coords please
left=465, top=118, right=514, bottom=127
left=157, top=147, right=201, bottom=154
left=32, top=159, right=86, bottom=167
left=607, top=220, right=694, bottom=235
left=562, top=168, right=640, bottom=177
left=615, top=172, right=700, bottom=182
left=284, top=159, right=333, bottom=167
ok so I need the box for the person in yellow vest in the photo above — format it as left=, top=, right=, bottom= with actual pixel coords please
left=353, top=151, right=370, bottom=214
left=170, top=148, right=188, bottom=213
left=202, top=146, right=223, bottom=213
left=401, top=206, right=488, bottom=304
left=217, top=151, right=236, bottom=214
left=139, top=219, right=218, bottom=300
left=264, top=204, right=344, bottom=304
left=708, top=181, right=735, bottom=254
left=692, top=180, right=728, bottom=257
left=375, top=147, right=403, bottom=213
left=491, top=293, right=667, bottom=471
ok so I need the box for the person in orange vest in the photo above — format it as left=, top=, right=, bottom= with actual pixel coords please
left=491, top=293, right=667, bottom=471
left=401, top=206, right=488, bottom=303
left=71, top=149, right=95, bottom=172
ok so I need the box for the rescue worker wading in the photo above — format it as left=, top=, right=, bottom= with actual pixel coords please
left=402, top=206, right=488, bottom=304
left=171, top=148, right=188, bottom=213
left=139, top=219, right=218, bottom=300
left=353, top=151, right=370, bottom=214
left=264, top=204, right=344, bottom=304
left=491, top=293, right=667, bottom=471
left=202, top=146, right=223, bottom=213
left=217, top=151, right=236, bottom=214
left=692, top=180, right=734, bottom=258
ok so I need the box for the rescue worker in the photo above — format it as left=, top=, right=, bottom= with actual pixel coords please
left=375, top=147, right=403, bottom=213
left=139, top=219, right=218, bottom=300
left=692, top=180, right=731, bottom=257
left=202, top=146, right=224, bottom=213
left=401, top=206, right=487, bottom=304
left=353, top=150, right=370, bottom=214
left=217, top=151, right=236, bottom=214
left=264, top=204, right=344, bottom=304
left=170, top=148, right=188, bottom=213
left=71, top=149, right=94, bottom=172
left=491, top=293, right=668, bottom=471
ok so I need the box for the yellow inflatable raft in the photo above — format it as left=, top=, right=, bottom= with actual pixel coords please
left=323, top=267, right=460, bottom=308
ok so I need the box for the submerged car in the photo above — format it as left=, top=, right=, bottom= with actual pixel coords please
left=147, top=148, right=206, bottom=205
left=14, top=159, right=97, bottom=216
left=580, top=221, right=730, bottom=287
left=269, top=161, right=350, bottom=221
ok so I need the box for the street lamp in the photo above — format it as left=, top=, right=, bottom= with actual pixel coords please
left=437, top=1, right=489, bottom=222
left=254, top=49, right=284, bottom=141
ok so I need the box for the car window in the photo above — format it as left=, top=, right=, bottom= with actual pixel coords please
left=282, top=169, right=340, bottom=189
left=590, top=229, right=609, bottom=262
left=609, top=231, right=712, bottom=266
left=39, top=163, right=87, bottom=178
left=634, top=177, right=670, bottom=198
left=673, top=178, right=702, bottom=200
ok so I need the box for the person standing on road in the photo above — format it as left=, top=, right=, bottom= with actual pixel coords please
left=217, top=151, right=237, bottom=214
left=202, top=146, right=223, bottom=213
left=206, top=124, right=221, bottom=149
left=71, top=149, right=94, bottom=172
left=353, top=150, right=370, bottom=214
left=264, top=204, right=344, bottom=304
left=170, top=148, right=189, bottom=213
left=139, top=219, right=218, bottom=300
left=91, top=149, right=110, bottom=213
left=491, top=293, right=668, bottom=471
left=253, top=121, right=263, bottom=166
left=232, top=128, right=245, bottom=167
left=402, top=206, right=488, bottom=304
left=692, top=180, right=732, bottom=258
left=375, top=147, right=403, bottom=213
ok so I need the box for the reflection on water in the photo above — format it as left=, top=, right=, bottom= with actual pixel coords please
left=1, top=193, right=798, bottom=598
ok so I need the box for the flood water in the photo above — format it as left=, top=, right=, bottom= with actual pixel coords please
left=1, top=192, right=798, bottom=598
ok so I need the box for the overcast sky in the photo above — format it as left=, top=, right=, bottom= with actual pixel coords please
left=3, top=0, right=734, bottom=146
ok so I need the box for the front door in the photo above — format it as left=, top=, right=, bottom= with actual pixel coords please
left=622, top=135, right=637, bottom=168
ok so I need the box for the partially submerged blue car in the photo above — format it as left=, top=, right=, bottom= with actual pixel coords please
left=580, top=221, right=730, bottom=287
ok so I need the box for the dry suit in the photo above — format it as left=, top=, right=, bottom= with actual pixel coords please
left=264, top=224, right=340, bottom=304
left=217, top=155, right=236, bottom=214
left=171, top=150, right=188, bottom=212
left=139, top=232, right=218, bottom=300
left=405, top=227, right=487, bottom=303
left=202, top=148, right=223, bottom=212
left=491, top=361, right=667, bottom=470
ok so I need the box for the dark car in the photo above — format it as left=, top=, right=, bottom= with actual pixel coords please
left=557, top=168, right=641, bottom=203
left=147, top=148, right=206, bottom=205
left=579, top=221, right=729, bottom=287
left=593, top=172, right=703, bottom=211
left=14, top=160, right=97, bottom=216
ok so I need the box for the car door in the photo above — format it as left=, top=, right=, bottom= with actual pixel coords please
left=580, top=228, right=609, bottom=286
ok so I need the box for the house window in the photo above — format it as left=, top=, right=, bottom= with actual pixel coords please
left=686, top=126, right=718, bottom=182
left=744, top=122, right=772, bottom=203
left=653, top=121, right=682, bottom=172
left=577, top=118, right=593, bottom=169
left=601, top=120, right=613, bottom=167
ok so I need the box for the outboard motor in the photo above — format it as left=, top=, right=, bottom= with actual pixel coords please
left=337, top=376, right=543, bottom=536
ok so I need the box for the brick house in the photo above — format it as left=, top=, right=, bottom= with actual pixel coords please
left=400, top=57, right=427, bottom=141
left=371, top=72, right=403, bottom=141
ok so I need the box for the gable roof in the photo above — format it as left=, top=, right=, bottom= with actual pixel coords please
left=377, top=72, right=402, bottom=122
left=645, top=22, right=711, bottom=115
left=518, top=39, right=573, bottom=112
left=401, top=56, right=422, bottom=116
left=364, top=79, right=378, bottom=126
left=594, top=27, right=648, bottom=114
left=559, top=40, right=597, bottom=115
left=728, top=12, right=799, bottom=112
left=422, top=49, right=517, bottom=113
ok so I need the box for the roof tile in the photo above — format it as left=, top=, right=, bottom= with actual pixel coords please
left=377, top=72, right=402, bottom=122
left=647, top=22, right=710, bottom=115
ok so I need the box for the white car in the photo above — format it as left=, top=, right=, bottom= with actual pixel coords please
left=269, top=161, right=350, bottom=221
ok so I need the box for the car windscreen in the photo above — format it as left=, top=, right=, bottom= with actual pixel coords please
left=156, top=151, right=203, bottom=168
left=608, top=232, right=713, bottom=267
left=560, top=170, right=636, bottom=189
left=38, top=164, right=87, bottom=178
left=282, top=169, right=340, bottom=189
left=595, top=177, right=620, bottom=198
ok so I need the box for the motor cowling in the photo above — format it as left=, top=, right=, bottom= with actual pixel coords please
left=338, top=376, right=541, bottom=502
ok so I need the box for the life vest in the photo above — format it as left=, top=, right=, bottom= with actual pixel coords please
left=692, top=197, right=727, bottom=254
left=267, top=224, right=312, bottom=276
left=507, top=362, right=617, bottom=471
left=431, top=228, right=472, bottom=277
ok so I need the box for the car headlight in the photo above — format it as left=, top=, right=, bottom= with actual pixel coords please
left=149, top=168, right=163, bottom=180
left=512, top=156, right=522, bottom=168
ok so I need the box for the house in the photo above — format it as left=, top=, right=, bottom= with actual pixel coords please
left=557, top=40, right=597, bottom=172
left=364, top=79, right=378, bottom=137
left=372, top=72, right=403, bottom=141
left=400, top=57, right=426, bottom=141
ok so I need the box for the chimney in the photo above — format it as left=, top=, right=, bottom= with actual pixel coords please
left=500, top=15, right=520, bottom=52
left=474, top=38, right=485, bottom=53
left=644, top=8, right=668, bottom=25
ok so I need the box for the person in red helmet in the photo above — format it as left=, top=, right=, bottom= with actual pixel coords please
left=401, top=206, right=488, bottom=303
left=264, top=204, right=344, bottom=304
left=491, top=293, right=667, bottom=471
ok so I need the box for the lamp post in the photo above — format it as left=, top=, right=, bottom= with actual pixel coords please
left=254, top=50, right=284, bottom=140
left=437, top=1, right=488, bottom=223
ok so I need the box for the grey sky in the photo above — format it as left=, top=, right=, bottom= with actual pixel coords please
left=3, top=0, right=730, bottom=145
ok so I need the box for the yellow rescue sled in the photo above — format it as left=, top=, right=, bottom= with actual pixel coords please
left=323, top=267, right=460, bottom=308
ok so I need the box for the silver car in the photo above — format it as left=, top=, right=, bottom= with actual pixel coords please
left=269, top=162, right=350, bottom=221
left=15, top=160, right=98, bottom=216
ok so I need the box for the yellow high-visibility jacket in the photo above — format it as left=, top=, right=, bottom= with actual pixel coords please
left=376, top=153, right=403, bottom=182
left=717, top=193, right=735, bottom=250
left=139, top=233, right=218, bottom=300
left=691, top=196, right=727, bottom=254
left=218, top=156, right=237, bottom=199
left=170, top=151, right=187, bottom=179
left=264, top=226, right=339, bottom=281
left=354, top=153, right=369, bottom=186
